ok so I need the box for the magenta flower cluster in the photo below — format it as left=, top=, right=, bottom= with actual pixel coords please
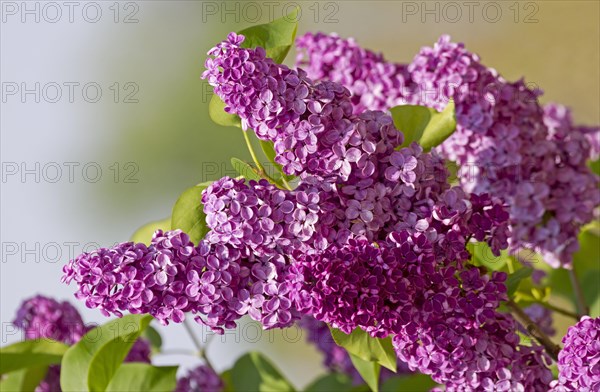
left=12, top=295, right=151, bottom=392
left=296, top=32, right=600, bottom=268
left=61, top=32, right=565, bottom=390
left=550, top=316, right=600, bottom=391
left=13, top=295, right=87, bottom=345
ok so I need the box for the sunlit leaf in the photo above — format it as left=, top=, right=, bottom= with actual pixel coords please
left=390, top=102, right=456, bottom=151
left=60, top=314, right=152, bottom=392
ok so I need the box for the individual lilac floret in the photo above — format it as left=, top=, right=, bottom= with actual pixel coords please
left=13, top=295, right=87, bottom=345
left=549, top=316, right=600, bottom=391
left=175, top=365, right=223, bottom=392
left=202, top=33, right=403, bottom=182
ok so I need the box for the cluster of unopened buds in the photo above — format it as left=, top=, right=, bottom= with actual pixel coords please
left=61, top=31, right=600, bottom=391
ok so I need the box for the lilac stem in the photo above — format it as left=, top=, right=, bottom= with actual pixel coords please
left=183, top=319, right=216, bottom=371
left=507, top=299, right=560, bottom=361
left=568, top=267, right=588, bottom=318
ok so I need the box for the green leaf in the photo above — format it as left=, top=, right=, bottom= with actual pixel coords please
left=589, top=159, right=599, bottom=177
left=231, top=352, right=295, bottom=392
left=381, top=374, right=438, bottom=392
left=467, top=242, right=509, bottom=271
left=506, top=268, right=533, bottom=297
left=171, top=182, right=212, bottom=245
left=208, top=94, right=242, bottom=128
left=546, top=221, right=600, bottom=317
left=0, top=366, right=49, bottom=392
left=60, top=314, right=152, bottom=392
left=141, top=325, right=162, bottom=354
left=105, top=363, right=177, bottom=392
left=231, top=157, right=263, bottom=182
left=349, top=354, right=380, bottom=392
left=329, top=327, right=397, bottom=372
left=304, top=373, right=354, bottom=392
left=220, top=369, right=235, bottom=392
left=390, top=102, right=456, bottom=151
left=130, top=217, right=171, bottom=245
left=0, top=339, right=68, bottom=374
left=238, top=7, right=299, bottom=64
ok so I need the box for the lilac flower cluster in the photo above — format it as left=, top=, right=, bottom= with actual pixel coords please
left=203, top=32, right=403, bottom=182
left=296, top=32, right=412, bottom=114
left=202, top=33, right=510, bottom=257
left=175, top=365, right=223, bottom=392
left=62, top=230, right=201, bottom=324
left=295, top=32, right=600, bottom=267
left=62, top=217, right=308, bottom=332
left=295, top=233, right=552, bottom=390
left=13, top=295, right=87, bottom=345
left=299, top=316, right=411, bottom=384
left=62, top=31, right=555, bottom=391
left=550, top=316, right=600, bottom=391
left=12, top=295, right=151, bottom=392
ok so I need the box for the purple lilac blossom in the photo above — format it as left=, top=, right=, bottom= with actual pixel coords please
left=549, top=316, right=600, bottom=391
left=175, top=365, right=223, bottom=392
left=295, top=32, right=600, bottom=268
left=13, top=295, right=87, bottom=345
left=296, top=32, right=413, bottom=114
left=295, top=234, right=552, bottom=390
left=202, top=32, right=403, bottom=183
left=202, top=33, right=510, bottom=257
left=63, top=31, right=553, bottom=391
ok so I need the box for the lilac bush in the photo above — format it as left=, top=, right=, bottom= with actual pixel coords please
left=3, top=14, right=595, bottom=392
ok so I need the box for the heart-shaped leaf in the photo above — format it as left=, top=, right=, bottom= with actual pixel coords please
left=130, top=217, right=171, bottom=245
left=329, top=327, right=396, bottom=372
left=60, top=314, right=152, bottom=392
left=171, top=182, right=213, bottom=245
left=350, top=354, right=380, bottom=392
left=231, top=352, right=295, bottom=392
left=391, top=102, right=456, bottom=151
